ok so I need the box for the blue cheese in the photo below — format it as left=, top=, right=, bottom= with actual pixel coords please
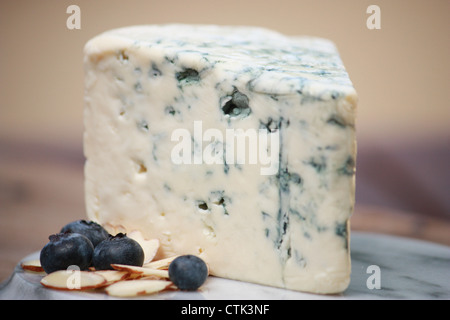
left=83, top=24, right=357, bottom=294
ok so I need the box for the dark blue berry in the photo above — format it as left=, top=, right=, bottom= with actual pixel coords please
left=92, top=233, right=144, bottom=270
left=39, top=232, right=94, bottom=274
left=168, top=255, right=208, bottom=291
left=60, top=220, right=109, bottom=247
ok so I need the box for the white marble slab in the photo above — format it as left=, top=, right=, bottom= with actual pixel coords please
left=1, top=232, right=449, bottom=300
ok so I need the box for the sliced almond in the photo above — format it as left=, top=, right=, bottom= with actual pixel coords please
left=40, top=270, right=106, bottom=290
left=21, top=259, right=44, bottom=273
left=111, top=264, right=145, bottom=275
left=93, top=270, right=128, bottom=285
left=111, top=264, right=169, bottom=279
left=123, top=272, right=145, bottom=280
left=105, top=279, right=172, bottom=297
left=143, top=255, right=180, bottom=270
left=127, top=230, right=160, bottom=263
left=138, top=275, right=163, bottom=281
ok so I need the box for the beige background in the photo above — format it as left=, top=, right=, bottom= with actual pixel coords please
left=0, top=0, right=449, bottom=282
left=1, top=0, right=449, bottom=143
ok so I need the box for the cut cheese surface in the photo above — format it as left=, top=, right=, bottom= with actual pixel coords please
left=83, top=24, right=357, bottom=294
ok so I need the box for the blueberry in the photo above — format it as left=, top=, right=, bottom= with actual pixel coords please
left=40, top=232, right=94, bottom=274
left=60, top=220, right=109, bottom=247
left=168, top=255, right=208, bottom=291
left=92, top=233, right=144, bottom=270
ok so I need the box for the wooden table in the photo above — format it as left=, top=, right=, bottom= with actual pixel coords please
left=1, top=137, right=450, bottom=283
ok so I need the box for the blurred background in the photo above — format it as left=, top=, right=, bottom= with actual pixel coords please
left=0, top=0, right=449, bottom=282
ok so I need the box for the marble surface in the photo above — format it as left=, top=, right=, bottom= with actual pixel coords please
left=1, top=231, right=449, bottom=300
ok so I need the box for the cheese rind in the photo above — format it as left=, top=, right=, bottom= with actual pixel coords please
left=83, top=24, right=357, bottom=294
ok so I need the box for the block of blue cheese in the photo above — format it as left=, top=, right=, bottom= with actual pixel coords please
left=83, top=24, right=357, bottom=294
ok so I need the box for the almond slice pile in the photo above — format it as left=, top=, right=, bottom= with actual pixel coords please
left=21, top=234, right=198, bottom=298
